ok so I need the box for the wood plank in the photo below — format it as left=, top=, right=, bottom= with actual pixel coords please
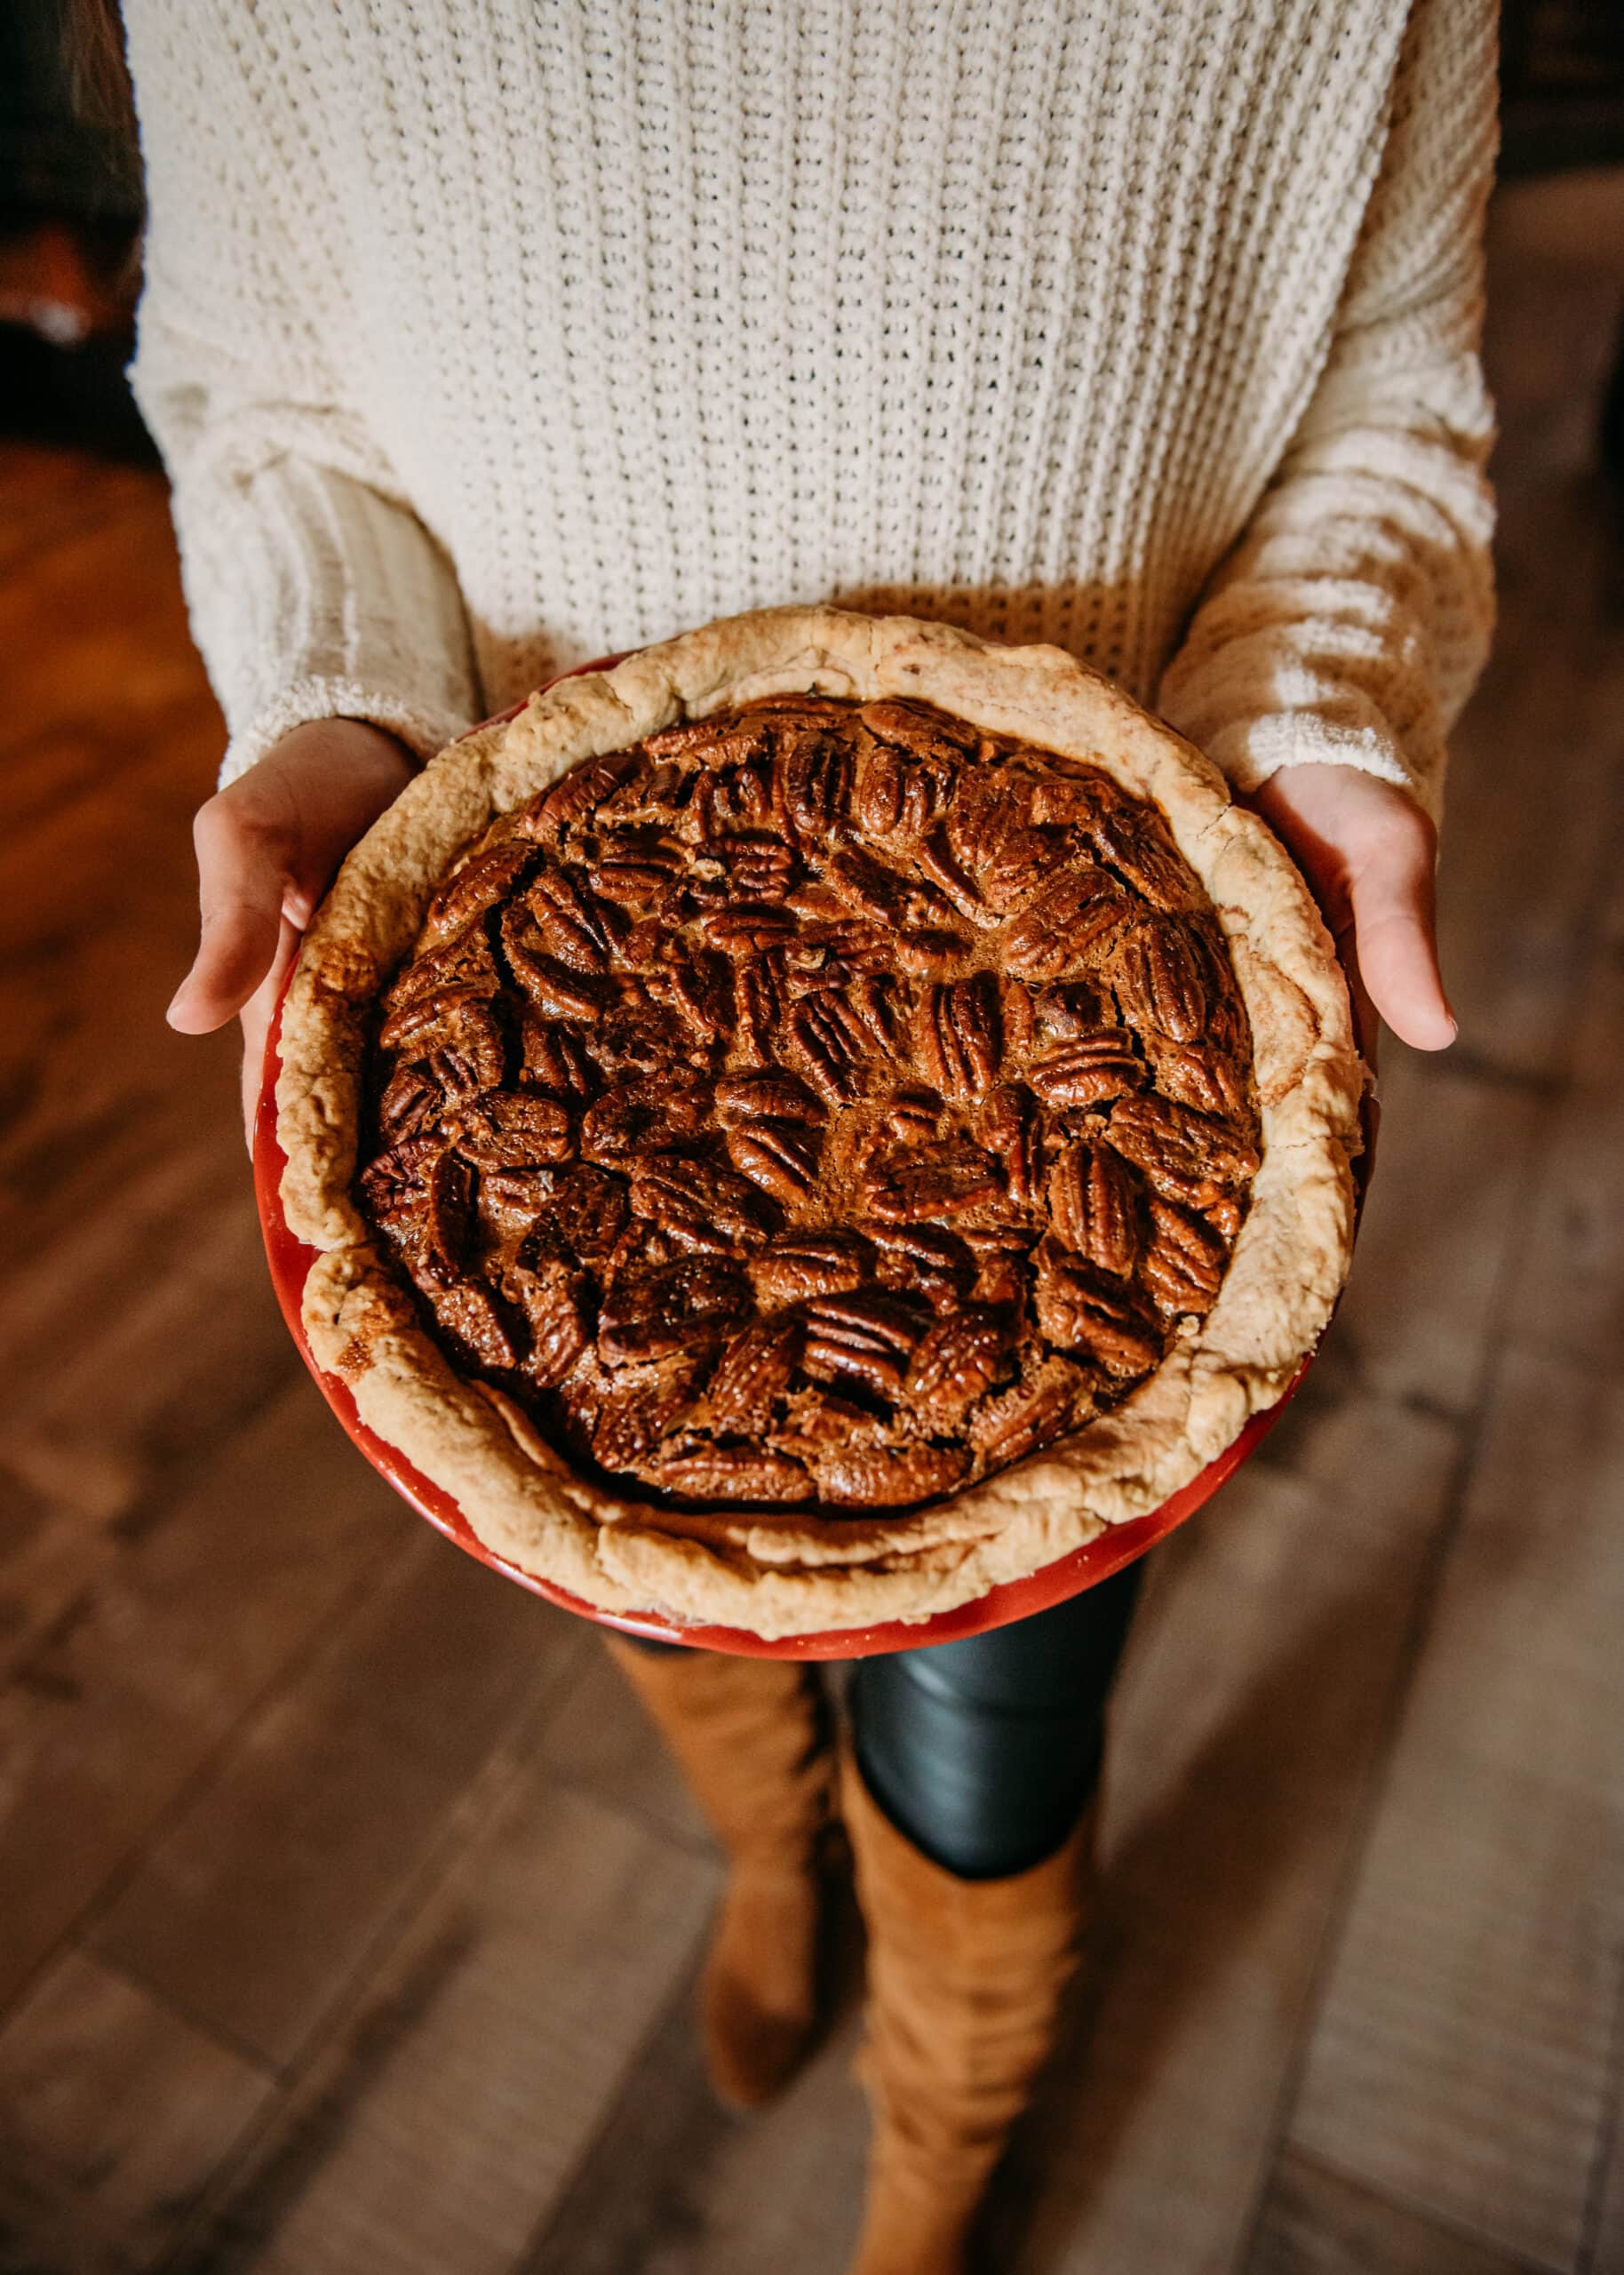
left=1592, top=2082, right=1624, bottom=2275
left=1247, top=2148, right=1543, bottom=2275
left=0, top=1949, right=270, bottom=2275
left=159, top=1776, right=720, bottom=2275
left=0, top=1381, right=402, bottom=2018
left=1506, top=860, right=1624, bottom=1371
left=1280, top=1349, right=1624, bottom=2272
left=521, top=1989, right=871, bottom=2275
left=92, top=1536, right=591, bottom=2067
left=534, top=1630, right=714, bottom=1848
left=0, top=1183, right=301, bottom=1687
left=1325, top=1053, right=1542, bottom=1417
left=983, top=1391, right=1460, bottom=2275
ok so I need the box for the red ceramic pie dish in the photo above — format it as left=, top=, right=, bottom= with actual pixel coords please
left=251, top=670, right=1360, bottom=1659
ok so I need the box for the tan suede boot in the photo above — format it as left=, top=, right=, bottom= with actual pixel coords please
left=840, top=1748, right=1094, bottom=2275
left=602, top=1633, right=835, bottom=2108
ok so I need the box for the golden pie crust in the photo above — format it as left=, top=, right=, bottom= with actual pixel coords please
left=278, top=607, right=1362, bottom=1638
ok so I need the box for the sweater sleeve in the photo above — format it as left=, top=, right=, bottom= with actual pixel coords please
left=124, top=0, right=478, bottom=788
left=1157, top=0, right=1497, bottom=825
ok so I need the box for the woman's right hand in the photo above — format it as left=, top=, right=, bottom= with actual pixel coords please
left=166, top=717, right=418, bottom=1146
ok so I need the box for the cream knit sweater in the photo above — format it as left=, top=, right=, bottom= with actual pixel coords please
left=125, top=0, right=1496, bottom=818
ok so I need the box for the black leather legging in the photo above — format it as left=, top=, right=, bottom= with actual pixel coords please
left=626, top=1562, right=1142, bottom=1880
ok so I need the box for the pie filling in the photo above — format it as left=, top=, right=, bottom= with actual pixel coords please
left=355, top=696, right=1262, bottom=1513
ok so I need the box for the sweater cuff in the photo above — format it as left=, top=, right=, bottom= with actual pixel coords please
left=1190, top=706, right=1437, bottom=822
left=218, top=675, right=474, bottom=790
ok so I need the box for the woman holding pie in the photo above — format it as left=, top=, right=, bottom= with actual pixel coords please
left=130, top=1, right=1495, bottom=2267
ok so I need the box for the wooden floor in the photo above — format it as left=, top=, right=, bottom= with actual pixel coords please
left=2, top=167, right=1622, bottom=2275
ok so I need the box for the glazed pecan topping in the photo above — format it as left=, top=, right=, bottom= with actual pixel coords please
left=357, top=694, right=1260, bottom=1510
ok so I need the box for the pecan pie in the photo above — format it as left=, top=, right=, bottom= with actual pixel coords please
left=278, top=608, right=1362, bottom=1638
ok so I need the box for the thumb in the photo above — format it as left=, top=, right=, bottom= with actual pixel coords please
left=168, top=800, right=286, bottom=1034
left=1348, top=829, right=1456, bottom=1052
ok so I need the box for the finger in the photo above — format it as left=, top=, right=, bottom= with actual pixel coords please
left=168, top=803, right=286, bottom=1033
left=238, top=914, right=301, bottom=1153
left=1348, top=847, right=1456, bottom=1052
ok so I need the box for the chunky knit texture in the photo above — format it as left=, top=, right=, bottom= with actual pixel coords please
left=124, top=0, right=1496, bottom=816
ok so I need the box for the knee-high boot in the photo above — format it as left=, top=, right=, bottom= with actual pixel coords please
left=602, top=1633, right=836, bottom=2108
left=840, top=1748, right=1094, bottom=2275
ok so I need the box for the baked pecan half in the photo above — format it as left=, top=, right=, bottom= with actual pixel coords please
left=525, top=749, right=638, bottom=845
left=893, top=926, right=974, bottom=974
left=1047, top=1142, right=1142, bottom=1276
left=630, top=1153, right=781, bottom=1249
left=1141, top=1197, right=1228, bottom=1317
left=863, top=1140, right=1003, bottom=1222
left=359, top=1133, right=442, bottom=1234
left=800, top=1288, right=932, bottom=1398
left=580, top=1074, right=710, bottom=1162
left=378, top=974, right=490, bottom=1055
left=731, top=956, right=781, bottom=1066
left=424, top=1002, right=508, bottom=1102
left=857, top=699, right=977, bottom=761
left=725, top=1122, right=824, bottom=1205
left=785, top=990, right=872, bottom=1104
left=977, top=826, right=1076, bottom=915
left=501, top=912, right=609, bottom=1021
left=713, top=1070, right=825, bottom=1126
left=1112, top=919, right=1209, bottom=1042
left=446, top=1090, right=573, bottom=1169
left=700, top=902, right=801, bottom=954
left=973, top=1082, right=1039, bottom=1205
left=830, top=845, right=956, bottom=930
left=592, top=1360, right=705, bottom=1470
left=868, top=1222, right=976, bottom=1309
left=1085, top=805, right=1198, bottom=911
left=520, top=1018, right=598, bottom=1100
left=776, top=730, right=852, bottom=834
left=967, top=1357, right=1087, bottom=1464
left=705, top=1315, right=804, bottom=1434
left=429, top=1281, right=521, bottom=1372
left=1026, top=1031, right=1145, bottom=1109
left=416, top=1150, right=474, bottom=1287
left=378, top=1062, right=442, bottom=1143
left=716, top=833, right=800, bottom=901
left=880, top=1084, right=945, bottom=1143
left=1150, top=1040, right=1252, bottom=1122
left=1001, top=865, right=1134, bottom=978
left=1032, top=1250, right=1162, bottom=1377
left=914, top=826, right=991, bottom=924
left=597, top=1257, right=751, bottom=1365
left=905, top=1306, right=1016, bottom=1425
left=916, top=970, right=1002, bottom=1102
left=653, top=1446, right=814, bottom=1504
left=527, top=1163, right=630, bottom=1267
left=506, top=1257, right=590, bottom=1387
left=526, top=865, right=621, bottom=972
left=808, top=1441, right=971, bottom=1508
left=850, top=739, right=908, bottom=836
left=420, top=837, right=537, bottom=947
left=748, top=1230, right=875, bottom=1305
left=1104, top=1094, right=1260, bottom=1206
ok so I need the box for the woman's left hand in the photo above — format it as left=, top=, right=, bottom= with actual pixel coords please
left=1248, top=762, right=1456, bottom=1061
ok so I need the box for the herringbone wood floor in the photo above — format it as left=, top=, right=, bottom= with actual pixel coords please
left=1, top=168, right=1621, bottom=2275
